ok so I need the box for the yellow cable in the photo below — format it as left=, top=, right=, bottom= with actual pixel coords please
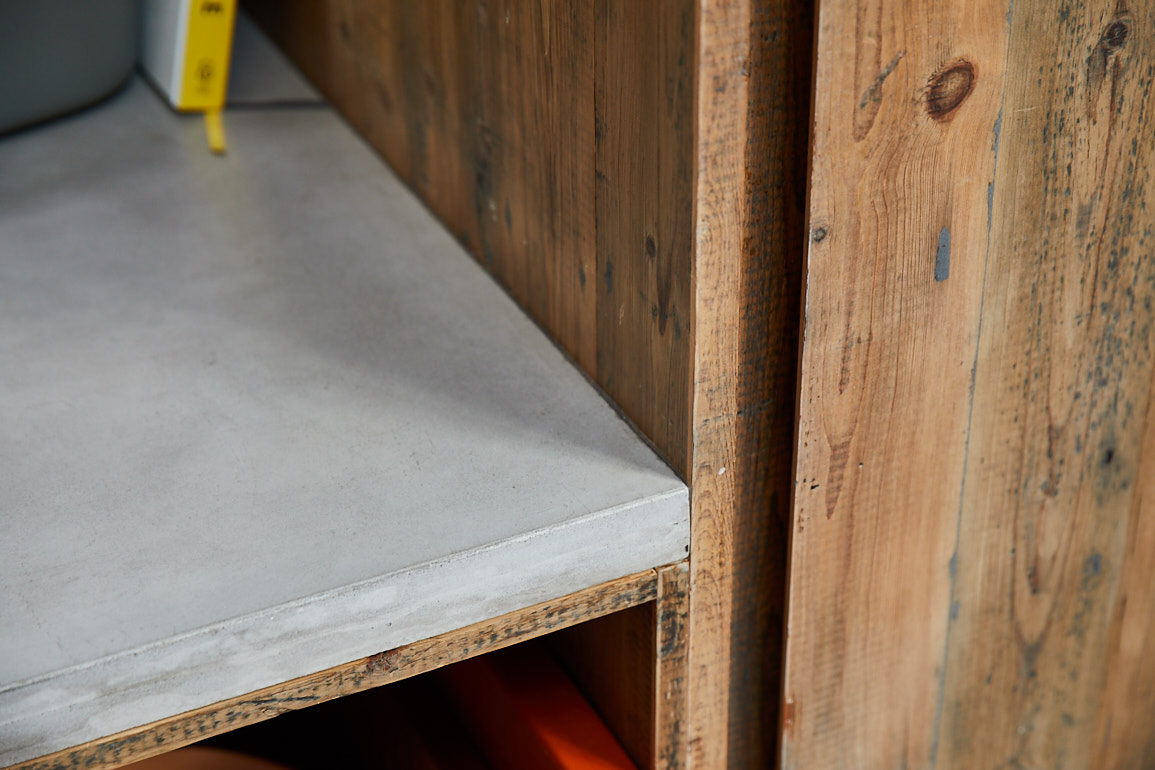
left=204, top=110, right=226, bottom=154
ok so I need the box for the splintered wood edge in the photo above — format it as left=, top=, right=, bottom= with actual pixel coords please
left=9, top=567, right=672, bottom=770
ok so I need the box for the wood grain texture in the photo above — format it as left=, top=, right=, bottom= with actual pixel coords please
left=594, top=0, right=693, bottom=471
left=1092, top=380, right=1155, bottom=769
left=938, top=1, right=1155, bottom=766
left=689, top=0, right=810, bottom=766
left=7, top=570, right=659, bottom=770
left=654, top=561, right=690, bottom=770
left=727, top=0, right=811, bottom=764
left=785, top=0, right=1155, bottom=766
left=784, top=0, right=1011, bottom=766
left=686, top=3, right=747, bottom=761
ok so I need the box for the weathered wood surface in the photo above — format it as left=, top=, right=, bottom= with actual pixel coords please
left=594, top=0, right=694, bottom=477
left=785, top=0, right=1155, bottom=766
left=940, top=1, right=1155, bottom=766
left=654, top=561, right=690, bottom=769
left=690, top=0, right=810, bottom=766
left=7, top=570, right=659, bottom=770
left=250, top=2, right=809, bottom=766
left=727, top=0, right=811, bottom=764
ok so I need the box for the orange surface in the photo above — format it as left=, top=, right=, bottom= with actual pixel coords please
left=439, top=642, right=637, bottom=770
left=125, top=746, right=292, bottom=770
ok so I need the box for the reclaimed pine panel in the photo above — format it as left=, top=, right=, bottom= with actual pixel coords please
left=937, top=0, right=1155, bottom=766
left=727, top=0, right=811, bottom=763
left=653, top=561, right=691, bottom=769
left=786, top=0, right=1155, bottom=766
left=691, top=0, right=810, bottom=767
left=593, top=0, right=693, bottom=474
left=1092, top=379, right=1155, bottom=769
left=783, top=0, right=1011, bottom=765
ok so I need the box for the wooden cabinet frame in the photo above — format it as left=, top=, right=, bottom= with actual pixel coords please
left=244, top=1, right=810, bottom=766
left=12, top=0, right=1148, bottom=767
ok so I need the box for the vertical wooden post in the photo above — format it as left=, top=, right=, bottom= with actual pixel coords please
left=689, top=0, right=810, bottom=766
left=654, top=562, right=690, bottom=769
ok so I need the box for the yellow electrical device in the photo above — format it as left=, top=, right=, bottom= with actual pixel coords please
left=176, top=0, right=237, bottom=111
left=141, top=0, right=237, bottom=152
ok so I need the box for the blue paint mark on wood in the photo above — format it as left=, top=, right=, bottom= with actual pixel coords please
left=935, top=227, right=951, bottom=281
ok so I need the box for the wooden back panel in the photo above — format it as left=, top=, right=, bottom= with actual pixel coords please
left=785, top=0, right=1155, bottom=766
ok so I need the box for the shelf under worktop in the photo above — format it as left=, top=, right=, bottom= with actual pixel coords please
left=0, top=32, right=687, bottom=766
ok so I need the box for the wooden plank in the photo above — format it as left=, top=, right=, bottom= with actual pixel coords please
left=7, top=570, right=660, bottom=770
left=785, top=0, right=1155, bottom=766
left=725, top=0, right=812, bottom=764
left=686, top=3, right=748, bottom=763
left=654, top=562, right=690, bottom=769
left=1093, top=381, right=1155, bottom=768
left=782, top=0, right=1012, bottom=765
left=688, top=0, right=811, bottom=766
left=935, top=1, right=1155, bottom=766
left=593, top=0, right=693, bottom=477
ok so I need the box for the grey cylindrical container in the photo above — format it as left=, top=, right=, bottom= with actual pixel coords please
left=0, top=0, right=141, bottom=134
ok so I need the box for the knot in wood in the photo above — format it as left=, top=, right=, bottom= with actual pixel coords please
left=1102, top=20, right=1130, bottom=49
left=926, top=60, right=976, bottom=121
